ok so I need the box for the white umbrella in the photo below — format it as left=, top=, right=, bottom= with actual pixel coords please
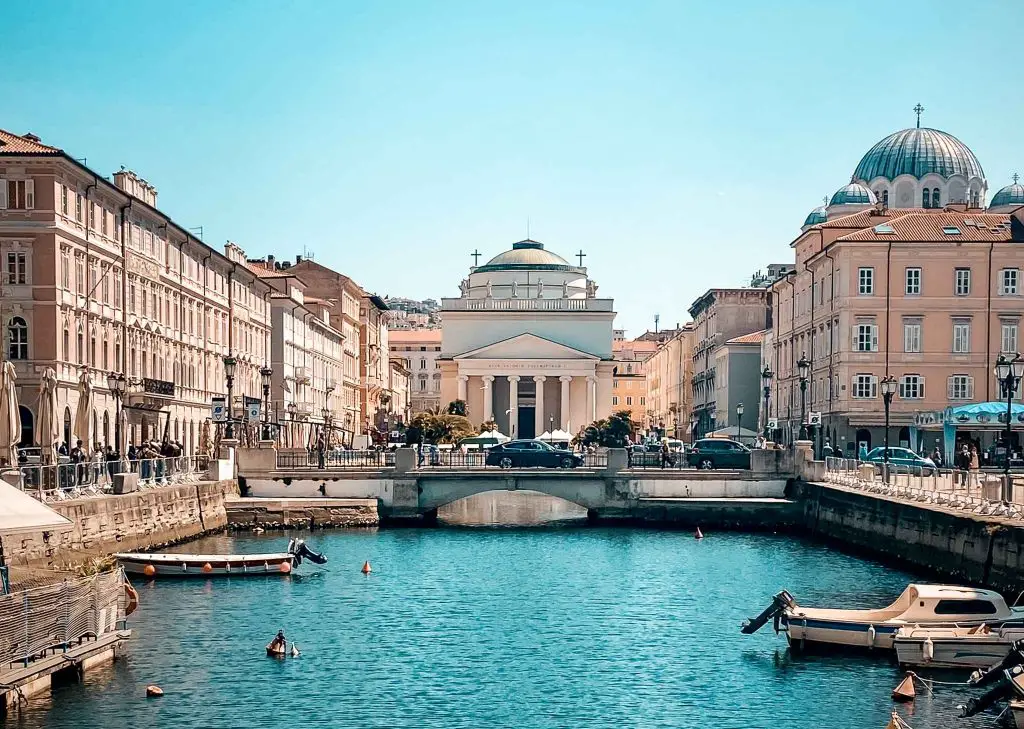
left=74, top=370, right=92, bottom=449
left=118, top=407, right=129, bottom=456
left=35, top=367, right=58, bottom=465
left=0, top=362, right=19, bottom=467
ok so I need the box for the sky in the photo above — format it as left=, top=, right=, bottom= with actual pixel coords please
left=2, top=0, right=1023, bottom=336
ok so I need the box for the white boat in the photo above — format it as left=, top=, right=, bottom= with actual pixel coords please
left=742, top=584, right=1024, bottom=650
left=115, top=538, right=327, bottom=578
left=895, top=624, right=1024, bottom=669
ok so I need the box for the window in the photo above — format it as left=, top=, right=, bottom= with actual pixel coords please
left=101, top=208, right=108, bottom=236
left=89, top=202, right=96, bottom=229
left=1001, top=269, right=1019, bottom=295
left=922, top=188, right=931, bottom=208
left=903, top=321, right=921, bottom=353
left=7, top=317, right=28, bottom=360
left=419, top=358, right=426, bottom=370
left=858, top=268, right=873, bottom=295
left=852, top=374, right=877, bottom=399
left=854, top=323, right=878, bottom=352
left=6, top=252, right=26, bottom=285
left=932, top=189, right=941, bottom=208
left=905, top=268, right=921, bottom=295
left=2, top=179, right=35, bottom=210
left=953, top=321, right=971, bottom=353
left=75, top=193, right=82, bottom=222
left=640, top=397, right=645, bottom=406
left=61, top=186, right=68, bottom=215
left=114, top=270, right=122, bottom=308
left=75, top=257, right=84, bottom=294
left=948, top=375, right=974, bottom=400
left=955, top=268, right=971, bottom=296
left=60, top=250, right=69, bottom=289
left=933, top=599, right=997, bottom=616
left=625, top=396, right=633, bottom=406
left=881, top=189, right=889, bottom=206
left=612, top=396, right=619, bottom=406
left=1002, top=322, right=1019, bottom=354
left=899, top=374, right=924, bottom=399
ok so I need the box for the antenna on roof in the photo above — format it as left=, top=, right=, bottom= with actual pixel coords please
left=654, top=314, right=660, bottom=333
left=526, top=216, right=530, bottom=240
left=188, top=226, right=203, bottom=240
left=913, top=103, right=924, bottom=129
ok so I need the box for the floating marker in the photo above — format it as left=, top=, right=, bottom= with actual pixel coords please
left=892, top=673, right=915, bottom=702
left=291, top=644, right=300, bottom=657
left=694, top=527, right=704, bottom=540
left=361, top=561, right=372, bottom=574
left=146, top=685, right=164, bottom=697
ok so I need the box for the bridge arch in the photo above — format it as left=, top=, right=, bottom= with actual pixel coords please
left=417, top=473, right=610, bottom=513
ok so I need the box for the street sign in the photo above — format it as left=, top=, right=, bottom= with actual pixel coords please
left=767, top=418, right=778, bottom=430
left=246, top=401, right=261, bottom=423
left=211, top=396, right=227, bottom=423
left=808, top=411, right=822, bottom=426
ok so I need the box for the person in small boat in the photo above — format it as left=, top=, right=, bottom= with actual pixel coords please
left=269, top=630, right=287, bottom=653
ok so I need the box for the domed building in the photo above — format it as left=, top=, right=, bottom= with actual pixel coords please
left=801, top=206, right=827, bottom=231
left=988, top=174, right=1024, bottom=213
left=439, top=240, right=616, bottom=438
left=825, top=181, right=877, bottom=218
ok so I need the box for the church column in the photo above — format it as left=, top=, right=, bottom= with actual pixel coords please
left=457, top=375, right=468, bottom=403
left=586, top=376, right=597, bottom=424
left=534, top=376, right=546, bottom=436
left=560, top=376, right=572, bottom=430
left=508, top=376, right=520, bottom=438
left=482, top=375, right=494, bottom=422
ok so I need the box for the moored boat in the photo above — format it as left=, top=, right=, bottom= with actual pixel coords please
left=115, top=538, right=327, bottom=578
left=742, top=584, right=1024, bottom=651
left=895, top=626, right=1024, bottom=669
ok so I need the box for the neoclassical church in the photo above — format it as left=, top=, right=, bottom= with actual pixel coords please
left=801, top=106, right=1023, bottom=229
left=438, top=240, right=616, bottom=438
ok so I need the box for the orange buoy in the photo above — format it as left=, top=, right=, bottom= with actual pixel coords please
left=202, top=563, right=213, bottom=574
left=892, top=673, right=916, bottom=702
left=143, top=564, right=156, bottom=577
left=361, top=561, right=372, bottom=574
left=279, top=561, right=292, bottom=574
left=146, top=685, right=164, bottom=697
left=694, top=527, right=704, bottom=540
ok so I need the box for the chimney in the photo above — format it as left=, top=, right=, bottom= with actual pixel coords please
left=22, top=132, right=41, bottom=143
left=296, top=255, right=303, bottom=264
left=871, top=200, right=887, bottom=215
left=945, top=201, right=968, bottom=213
left=267, top=254, right=276, bottom=270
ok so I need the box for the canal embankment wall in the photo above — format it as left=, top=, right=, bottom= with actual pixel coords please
left=7, top=480, right=238, bottom=568
left=794, top=480, right=1024, bottom=594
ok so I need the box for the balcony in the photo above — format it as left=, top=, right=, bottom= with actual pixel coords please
left=294, top=367, right=311, bottom=384
left=294, top=401, right=314, bottom=417
left=441, top=297, right=614, bottom=312
left=326, top=378, right=338, bottom=391
left=141, top=378, right=175, bottom=397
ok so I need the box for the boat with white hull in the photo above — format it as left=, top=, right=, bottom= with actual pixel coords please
left=742, top=584, right=1024, bottom=651
left=895, top=625, right=1024, bottom=669
left=115, top=539, right=327, bottom=578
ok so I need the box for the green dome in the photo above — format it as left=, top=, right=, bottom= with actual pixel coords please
left=474, top=240, right=582, bottom=273
left=854, top=127, right=984, bottom=182
left=990, top=181, right=1024, bottom=209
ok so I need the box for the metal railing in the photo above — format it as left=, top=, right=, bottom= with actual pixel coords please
left=625, top=449, right=694, bottom=470
left=276, top=449, right=395, bottom=470
left=18, top=455, right=209, bottom=503
left=824, top=457, right=1024, bottom=520
left=415, top=448, right=610, bottom=470
left=0, top=569, right=127, bottom=670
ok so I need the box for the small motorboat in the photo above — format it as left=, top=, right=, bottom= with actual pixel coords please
left=742, top=584, right=1024, bottom=651
left=115, top=539, right=327, bottom=578
left=895, top=626, right=1024, bottom=669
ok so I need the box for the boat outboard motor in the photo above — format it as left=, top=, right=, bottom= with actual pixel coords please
left=289, top=539, right=328, bottom=566
left=961, top=664, right=1024, bottom=717
left=741, top=591, right=796, bottom=635
left=969, top=639, right=1024, bottom=686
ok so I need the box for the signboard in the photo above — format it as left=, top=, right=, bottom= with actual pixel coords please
left=246, top=401, right=261, bottom=423
left=767, top=418, right=778, bottom=430
left=807, top=411, right=822, bottom=426
left=211, top=396, right=227, bottom=423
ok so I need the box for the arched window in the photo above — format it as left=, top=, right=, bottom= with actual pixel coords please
left=7, top=317, right=28, bottom=360
left=63, top=323, right=70, bottom=361
left=18, top=405, right=33, bottom=447
left=63, top=407, right=72, bottom=448
left=922, top=188, right=931, bottom=208
left=971, top=190, right=980, bottom=208
left=882, top=190, right=889, bottom=206
left=90, top=330, right=97, bottom=367
left=76, top=323, right=84, bottom=364
left=103, top=411, right=110, bottom=447
left=931, top=188, right=940, bottom=208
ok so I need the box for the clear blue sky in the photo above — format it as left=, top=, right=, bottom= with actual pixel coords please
left=3, top=0, right=1022, bottom=335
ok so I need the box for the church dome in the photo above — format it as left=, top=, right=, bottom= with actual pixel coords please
left=475, top=240, right=579, bottom=272
left=829, top=182, right=876, bottom=206
left=990, top=179, right=1024, bottom=209
left=803, top=206, right=827, bottom=227
left=853, top=127, right=984, bottom=182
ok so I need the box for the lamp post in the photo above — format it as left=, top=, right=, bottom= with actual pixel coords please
left=736, top=402, right=744, bottom=444
left=260, top=365, right=273, bottom=440
left=286, top=402, right=297, bottom=448
left=995, top=354, right=1024, bottom=493
left=880, top=374, right=898, bottom=482
left=761, top=364, right=773, bottom=439
left=223, top=355, right=237, bottom=439
left=797, top=353, right=810, bottom=440
left=106, top=372, right=127, bottom=458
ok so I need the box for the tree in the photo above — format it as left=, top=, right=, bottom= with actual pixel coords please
left=405, top=412, right=476, bottom=445
left=578, top=410, right=636, bottom=447
left=446, top=399, right=467, bottom=416
left=479, top=419, right=498, bottom=433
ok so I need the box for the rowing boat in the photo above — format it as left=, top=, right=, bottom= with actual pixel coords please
left=115, top=538, right=327, bottom=578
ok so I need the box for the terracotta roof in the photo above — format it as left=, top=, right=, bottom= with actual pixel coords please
left=726, top=329, right=767, bottom=345
left=613, top=339, right=659, bottom=353
left=814, top=208, right=928, bottom=230
left=0, top=129, right=61, bottom=155
left=388, top=328, right=442, bottom=343
left=838, top=211, right=1013, bottom=243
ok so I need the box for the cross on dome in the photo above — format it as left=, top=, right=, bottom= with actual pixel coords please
left=913, top=103, right=924, bottom=128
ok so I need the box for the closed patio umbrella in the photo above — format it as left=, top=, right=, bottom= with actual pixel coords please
left=74, top=370, right=92, bottom=448
left=0, top=362, right=19, bottom=467
left=35, top=368, right=58, bottom=465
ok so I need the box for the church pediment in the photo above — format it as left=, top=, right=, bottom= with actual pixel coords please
left=454, top=333, right=599, bottom=361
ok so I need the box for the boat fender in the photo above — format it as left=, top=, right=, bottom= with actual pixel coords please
left=867, top=624, right=876, bottom=648
left=923, top=636, right=934, bottom=662
left=143, top=564, right=156, bottom=577
left=124, top=583, right=140, bottom=616
left=202, top=563, right=213, bottom=574
left=264, top=561, right=270, bottom=572
left=279, top=561, right=291, bottom=574
left=181, top=563, right=187, bottom=573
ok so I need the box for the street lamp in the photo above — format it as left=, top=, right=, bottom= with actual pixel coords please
left=106, top=372, right=127, bottom=459
left=736, top=402, right=744, bottom=443
left=260, top=365, right=273, bottom=440
left=880, top=374, right=898, bottom=481
left=761, top=364, right=773, bottom=439
left=223, top=355, right=237, bottom=439
left=797, top=353, right=810, bottom=440
left=995, top=354, right=1024, bottom=493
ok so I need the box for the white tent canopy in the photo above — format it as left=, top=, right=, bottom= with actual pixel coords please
left=0, top=482, right=72, bottom=535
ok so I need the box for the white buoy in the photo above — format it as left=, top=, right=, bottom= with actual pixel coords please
left=867, top=624, right=876, bottom=648
left=291, top=644, right=300, bottom=658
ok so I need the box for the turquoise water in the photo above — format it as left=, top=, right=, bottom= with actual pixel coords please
left=2, top=528, right=1000, bottom=728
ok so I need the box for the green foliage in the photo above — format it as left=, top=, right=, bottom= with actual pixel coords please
left=405, top=411, right=477, bottom=445
left=479, top=419, right=498, bottom=433
left=578, top=410, right=636, bottom=447
left=446, top=399, right=467, bottom=416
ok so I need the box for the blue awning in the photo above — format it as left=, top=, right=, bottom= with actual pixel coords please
left=945, top=402, right=1024, bottom=426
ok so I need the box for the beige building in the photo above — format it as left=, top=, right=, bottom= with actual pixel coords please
left=359, top=294, right=391, bottom=439
left=0, top=129, right=271, bottom=454
left=645, top=324, right=695, bottom=439
left=611, top=339, right=658, bottom=431
left=388, top=357, right=411, bottom=429
left=388, top=328, right=443, bottom=414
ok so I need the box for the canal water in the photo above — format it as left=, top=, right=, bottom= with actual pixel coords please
left=3, top=527, right=1001, bottom=729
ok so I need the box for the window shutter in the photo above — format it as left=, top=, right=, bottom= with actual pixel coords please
left=966, top=377, right=974, bottom=400
left=852, top=325, right=858, bottom=350
left=919, top=378, right=924, bottom=398
left=0, top=180, right=7, bottom=209
left=871, top=325, right=879, bottom=351
left=24, top=180, right=34, bottom=209
left=871, top=377, right=878, bottom=398
left=947, top=377, right=954, bottom=399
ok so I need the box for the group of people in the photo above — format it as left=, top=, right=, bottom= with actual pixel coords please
left=36, top=438, right=187, bottom=491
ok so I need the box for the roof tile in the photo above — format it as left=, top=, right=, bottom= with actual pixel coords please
left=0, top=129, right=61, bottom=155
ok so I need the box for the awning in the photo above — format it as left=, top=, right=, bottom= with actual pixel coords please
left=0, top=481, right=73, bottom=535
left=915, top=402, right=1024, bottom=429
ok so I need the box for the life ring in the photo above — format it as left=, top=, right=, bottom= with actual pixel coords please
left=124, top=583, right=140, bottom=616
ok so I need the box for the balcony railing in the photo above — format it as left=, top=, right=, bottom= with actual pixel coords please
left=141, top=378, right=175, bottom=397
left=441, top=297, right=614, bottom=312
left=294, top=367, right=311, bottom=383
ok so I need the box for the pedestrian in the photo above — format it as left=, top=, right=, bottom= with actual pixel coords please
left=929, top=446, right=943, bottom=468
left=71, top=439, right=85, bottom=487
left=660, top=439, right=672, bottom=468
left=316, top=432, right=326, bottom=469
left=822, top=440, right=834, bottom=460
left=956, top=445, right=971, bottom=488
left=127, top=443, right=138, bottom=473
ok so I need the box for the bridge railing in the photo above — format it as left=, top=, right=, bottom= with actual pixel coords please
left=624, top=450, right=692, bottom=470
left=276, top=449, right=395, bottom=470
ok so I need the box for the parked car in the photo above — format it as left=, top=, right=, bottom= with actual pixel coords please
left=686, top=439, right=751, bottom=470
left=485, top=440, right=583, bottom=469
left=862, top=447, right=936, bottom=475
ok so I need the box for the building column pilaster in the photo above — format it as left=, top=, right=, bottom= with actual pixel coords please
left=560, top=375, right=572, bottom=431
left=586, top=376, right=597, bottom=424
left=508, top=375, right=520, bottom=438
left=457, top=374, right=468, bottom=403
left=534, top=376, right=546, bottom=436
left=482, top=375, right=494, bottom=422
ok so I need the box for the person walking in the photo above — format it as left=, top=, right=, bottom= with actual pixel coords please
left=956, top=445, right=972, bottom=489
